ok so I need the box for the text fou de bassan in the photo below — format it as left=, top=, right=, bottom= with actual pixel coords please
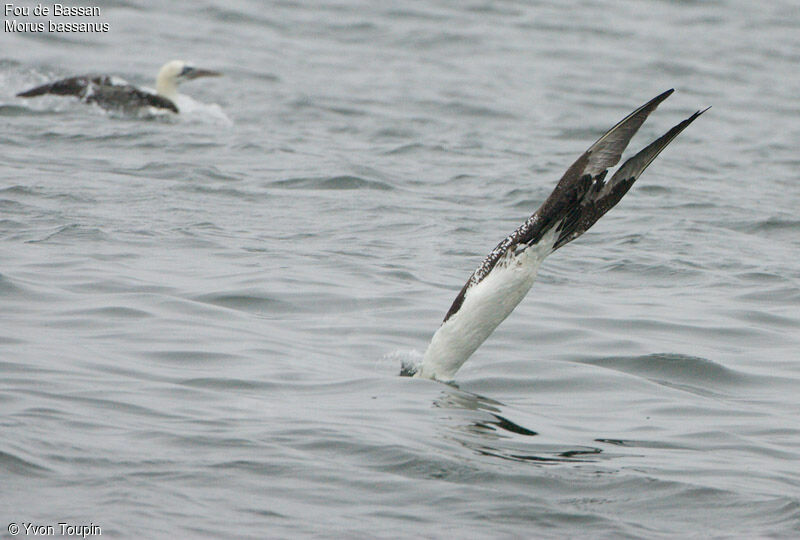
left=4, top=3, right=109, bottom=33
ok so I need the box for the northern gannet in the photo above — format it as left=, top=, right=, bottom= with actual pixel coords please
left=414, top=90, right=708, bottom=381
left=16, top=60, right=221, bottom=114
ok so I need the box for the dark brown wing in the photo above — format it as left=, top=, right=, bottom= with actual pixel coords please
left=521, top=89, right=677, bottom=250
left=17, top=75, right=114, bottom=98
left=552, top=106, right=709, bottom=250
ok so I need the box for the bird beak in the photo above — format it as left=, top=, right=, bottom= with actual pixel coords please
left=181, top=67, right=222, bottom=80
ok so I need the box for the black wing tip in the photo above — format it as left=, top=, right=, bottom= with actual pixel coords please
left=17, top=87, right=44, bottom=98
left=647, top=88, right=675, bottom=108
left=674, top=105, right=710, bottom=130
left=659, top=88, right=675, bottom=99
left=695, top=105, right=712, bottom=117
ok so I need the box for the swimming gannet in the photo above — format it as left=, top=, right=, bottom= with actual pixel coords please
left=17, top=60, right=221, bottom=113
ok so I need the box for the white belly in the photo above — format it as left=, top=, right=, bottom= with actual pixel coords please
left=417, top=228, right=556, bottom=380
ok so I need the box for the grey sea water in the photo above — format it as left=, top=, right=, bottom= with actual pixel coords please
left=1, top=0, right=799, bottom=538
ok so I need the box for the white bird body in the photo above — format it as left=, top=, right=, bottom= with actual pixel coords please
left=418, top=226, right=557, bottom=380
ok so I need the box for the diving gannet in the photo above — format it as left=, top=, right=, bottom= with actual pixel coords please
left=414, top=89, right=708, bottom=381
left=16, top=60, right=220, bottom=114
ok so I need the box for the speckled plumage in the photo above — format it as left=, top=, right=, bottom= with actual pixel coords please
left=417, top=90, right=708, bottom=381
left=17, top=74, right=179, bottom=113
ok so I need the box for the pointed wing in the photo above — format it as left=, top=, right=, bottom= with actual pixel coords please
left=16, top=75, right=118, bottom=98
left=521, top=89, right=676, bottom=248
left=580, top=88, right=675, bottom=178
left=552, top=106, right=710, bottom=250
left=18, top=76, right=91, bottom=98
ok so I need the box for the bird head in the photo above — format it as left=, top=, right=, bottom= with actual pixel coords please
left=156, top=60, right=221, bottom=98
